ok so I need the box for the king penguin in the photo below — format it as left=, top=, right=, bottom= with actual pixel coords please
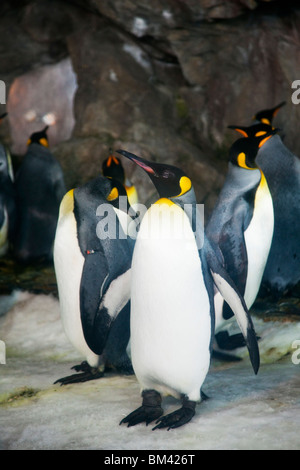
left=102, top=153, right=138, bottom=206
left=14, top=126, right=66, bottom=264
left=0, top=143, right=16, bottom=256
left=118, top=149, right=259, bottom=431
left=206, top=130, right=276, bottom=351
left=53, top=172, right=136, bottom=384
left=229, top=113, right=300, bottom=295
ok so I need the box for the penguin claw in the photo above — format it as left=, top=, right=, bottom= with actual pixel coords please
left=152, top=406, right=195, bottom=431
left=152, top=398, right=196, bottom=431
left=54, top=363, right=104, bottom=385
left=119, top=405, right=163, bottom=427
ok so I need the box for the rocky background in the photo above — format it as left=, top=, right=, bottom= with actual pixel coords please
left=0, top=0, right=300, bottom=214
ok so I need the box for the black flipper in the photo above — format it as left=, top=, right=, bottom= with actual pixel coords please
left=203, top=238, right=260, bottom=375
left=79, top=250, right=112, bottom=355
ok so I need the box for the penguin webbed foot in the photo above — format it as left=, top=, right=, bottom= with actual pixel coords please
left=54, top=361, right=104, bottom=386
left=120, top=389, right=163, bottom=427
left=152, top=397, right=196, bottom=431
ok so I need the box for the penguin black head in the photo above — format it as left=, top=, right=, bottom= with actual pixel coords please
left=252, top=101, right=286, bottom=125
left=228, top=123, right=279, bottom=139
left=116, top=149, right=192, bottom=200
left=27, top=126, right=49, bottom=147
left=229, top=129, right=278, bottom=170
left=102, top=153, right=125, bottom=184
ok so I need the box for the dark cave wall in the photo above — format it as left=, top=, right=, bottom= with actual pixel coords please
left=0, top=0, right=299, bottom=214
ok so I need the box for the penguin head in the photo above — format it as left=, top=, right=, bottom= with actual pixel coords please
left=229, top=129, right=278, bottom=170
left=102, top=153, right=125, bottom=184
left=228, top=122, right=278, bottom=139
left=252, top=101, right=286, bottom=125
left=27, top=126, right=49, bottom=147
left=116, top=149, right=192, bottom=200
left=105, top=176, right=131, bottom=212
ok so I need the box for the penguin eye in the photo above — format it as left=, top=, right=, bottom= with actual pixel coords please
left=255, top=131, right=267, bottom=137
left=107, top=187, right=119, bottom=201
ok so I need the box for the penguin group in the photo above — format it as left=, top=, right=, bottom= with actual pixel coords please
left=2, top=98, right=299, bottom=432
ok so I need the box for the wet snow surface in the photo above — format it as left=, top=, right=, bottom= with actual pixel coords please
left=0, top=290, right=300, bottom=450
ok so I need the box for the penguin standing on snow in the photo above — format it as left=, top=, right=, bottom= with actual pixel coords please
left=14, top=126, right=66, bottom=264
left=102, top=153, right=138, bottom=206
left=54, top=173, right=136, bottom=385
left=0, top=143, right=16, bottom=256
left=229, top=114, right=300, bottom=295
left=118, top=150, right=259, bottom=431
left=206, top=130, right=276, bottom=350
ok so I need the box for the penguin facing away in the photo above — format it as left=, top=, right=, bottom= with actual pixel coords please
left=229, top=118, right=300, bottom=295
left=0, top=143, right=16, bottom=256
left=54, top=174, right=135, bottom=385
left=117, top=149, right=259, bottom=431
left=206, top=130, right=276, bottom=350
left=102, top=153, right=138, bottom=206
left=14, top=126, right=66, bottom=264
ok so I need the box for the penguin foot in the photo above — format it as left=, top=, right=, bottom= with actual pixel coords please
left=54, top=361, right=104, bottom=385
left=120, top=389, right=163, bottom=427
left=152, top=397, right=196, bottom=431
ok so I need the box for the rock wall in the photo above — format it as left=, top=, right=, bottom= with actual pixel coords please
left=0, top=0, right=299, bottom=214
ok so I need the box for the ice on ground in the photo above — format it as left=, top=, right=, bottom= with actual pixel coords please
left=0, top=291, right=299, bottom=450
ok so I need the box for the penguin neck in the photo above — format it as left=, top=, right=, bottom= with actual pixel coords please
left=26, top=142, right=52, bottom=160
left=256, top=134, right=295, bottom=170
left=226, top=163, right=261, bottom=193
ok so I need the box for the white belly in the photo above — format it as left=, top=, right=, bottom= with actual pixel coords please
left=243, top=186, right=274, bottom=307
left=130, top=202, right=211, bottom=402
left=54, top=210, right=101, bottom=367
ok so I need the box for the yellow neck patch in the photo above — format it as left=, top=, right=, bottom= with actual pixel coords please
left=237, top=152, right=255, bottom=170
left=255, top=131, right=267, bottom=137
left=106, top=156, right=119, bottom=167
left=261, top=118, right=271, bottom=125
left=154, top=197, right=175, bottom=207
left=177, top=176, right=192, bottom=197
left=107, top=186, right=119, bottom=201
left=39, top=137, right=49, bottom=147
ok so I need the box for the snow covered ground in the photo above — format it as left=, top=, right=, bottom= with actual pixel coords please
left=0, top=290, right=299, bottom=450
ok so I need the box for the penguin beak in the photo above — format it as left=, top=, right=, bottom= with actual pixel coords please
left=272, top=101, right=286, bottom=117
left=43, top=125, right=49, bottom=133
left=116, top=150, right=157, bottom=176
